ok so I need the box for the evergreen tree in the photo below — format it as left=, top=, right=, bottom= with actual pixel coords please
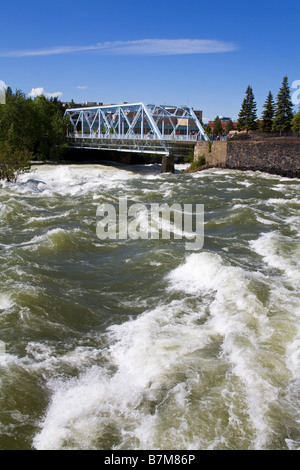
left=204, top=124, right=212, bottom=136
left=272, top=76, right=294, bottom=132
left=261, top=91, right=274, bottom=133
left=225, top=119, right=234, bottom=134
left=237, top=85, right=258, bottom=131
left=213, top=116, right=223, bottom=136
left=291, top=110, right=300, bottom=135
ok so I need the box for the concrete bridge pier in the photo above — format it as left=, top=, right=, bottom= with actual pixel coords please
left=161, top=154, right=174, bottom=173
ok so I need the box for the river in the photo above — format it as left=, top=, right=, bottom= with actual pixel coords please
left=0, top=162, right=299, bottom=450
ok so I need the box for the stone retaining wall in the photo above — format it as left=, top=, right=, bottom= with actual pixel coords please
left=226, top=141, right=300, bottom=178
left=194, top=140, right=300, bottom=178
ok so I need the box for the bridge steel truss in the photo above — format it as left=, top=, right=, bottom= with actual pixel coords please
left=64, top=102, right=209, bottom=155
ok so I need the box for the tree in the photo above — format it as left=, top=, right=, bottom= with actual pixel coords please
left=0, top=88, right=69, bottom=161
left=32, top=94, right=69, bottom=160
left=272, top=76, right=294, bottom=132
left=236, top=85, right=258, bottom=131
left=261, top=91, right=274, bottom=133
left=204, top=124, right=212, bottom=136
left=291, top=110, right=300, bottom=135
left=213, top=116, right=223, bottom=136
left=0, top=89, right=37, bottom=151
left=225, top=119, right=234, bottom=134
left=0, top=141, right=32, bottom=182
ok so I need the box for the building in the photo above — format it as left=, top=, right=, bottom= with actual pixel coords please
left=208, top=116, right=237, bottom=133
left=62, top=101, right=104, bottom=109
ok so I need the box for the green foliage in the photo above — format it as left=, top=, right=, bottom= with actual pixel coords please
left=213, top=116, right=223, bottom=136
left=0, top=141, right=32, bottom=182
left=0, top=88, right=69, bottom=162
left=237, top=85, right=258, bottom=132
left=261, top=91, right=274, bottom=133
left=184, top=146, right=196, bottom=163
left=189, top=155, right=206, bottom=171
left=272, top=76, right=294, bottom=132
left=225, top=119, right=234, bottom=135
left=32, top=95, right=69, bottom=160
left=291, top=110, right=300, bottom=135
left=229, top=133, right=251, bottom=141
left=0, top=89, right=36, bottom=151
left=204, top=124, right=212, bottom=136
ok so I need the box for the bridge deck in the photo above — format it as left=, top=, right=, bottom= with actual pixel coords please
left=68, top=134, right=197, bottom=155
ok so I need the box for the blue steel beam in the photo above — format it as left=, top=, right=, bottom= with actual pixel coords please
left=64, top=102, right=209, bottom=154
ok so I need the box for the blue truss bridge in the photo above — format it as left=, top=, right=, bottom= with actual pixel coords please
left=64, top=102, right=209, bottom=158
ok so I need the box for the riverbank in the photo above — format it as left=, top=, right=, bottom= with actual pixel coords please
left=189, top=140, right=300, bottom=178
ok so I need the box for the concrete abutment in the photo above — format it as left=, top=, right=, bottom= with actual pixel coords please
left=194, top=141, right=227, bottom=167
left=161, top=155, right=175, bottom=173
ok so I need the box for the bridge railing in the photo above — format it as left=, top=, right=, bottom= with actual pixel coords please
left=68, top=133, right=201, bottom=142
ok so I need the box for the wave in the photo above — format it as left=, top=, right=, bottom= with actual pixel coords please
left=0, top=292, right=14, bottom=311
left=0, top=228, right=82, bottom=253
left=1, top=164, right=300, bottom=450
left=32, top=249, right=299, bottom=450
left=250, top=231, right=300, bottom=283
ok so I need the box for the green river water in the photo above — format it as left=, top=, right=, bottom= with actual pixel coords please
left=0, top=162, right=299, bottom=450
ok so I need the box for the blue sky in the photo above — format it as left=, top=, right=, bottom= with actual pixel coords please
left=0, top=0, right=299, bottom=121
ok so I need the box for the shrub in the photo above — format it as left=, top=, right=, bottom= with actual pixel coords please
left=183, top=146, right=196, bottom=163
left=0, top=141, right=32, bottom=182
left=229, top=133, right=251, bottom=141
left=189, top=155, right=206, bottom=171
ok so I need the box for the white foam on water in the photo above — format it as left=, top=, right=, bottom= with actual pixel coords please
left=166, top=252, right=284, bottom=449
left=255, top=215, right=276, bottom=225
left=33, top=295, right=213, bottom=450
left=267, top=197, right=300, bottom=206
left=250, top=231, right=300, bottom=284
left=2, top=165, right=299, bottom=449
left=285, top=439, right=300, bottom=450
left=238, top=180, right=253, bottom=187
left=3, top=342, right=104, bottom=374
left=26, top=211, right=72, bottom=225
left=250, top=230, right=300, bottom=447
left=12, top=164, right=142, bottom=198
left=0, top=293, right=14, bottom=312
left=33, top=250, right=292, bottom=450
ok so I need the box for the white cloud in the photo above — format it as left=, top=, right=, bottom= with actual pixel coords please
left=1, top=39, right=237, bottom=58
left=77, top=85, right=88, bottom=89
left=28, top=87, right=63, bottom=98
